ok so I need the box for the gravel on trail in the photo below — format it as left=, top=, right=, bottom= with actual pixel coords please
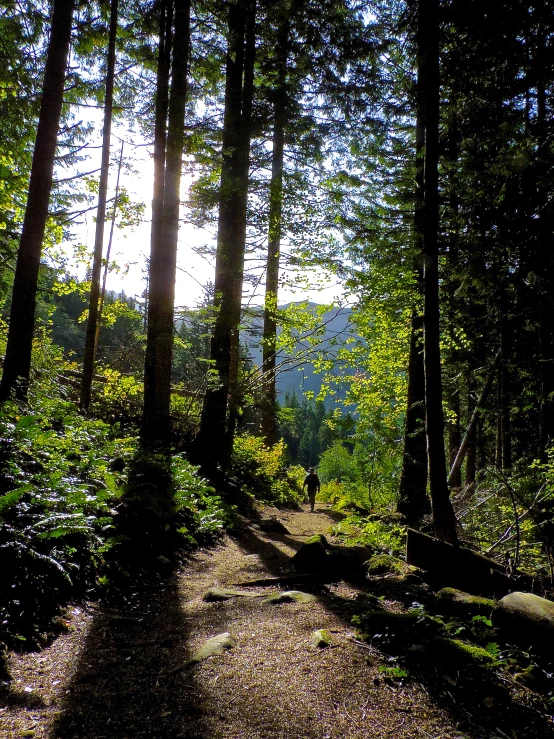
left=1, top=504, right=471, bottom=739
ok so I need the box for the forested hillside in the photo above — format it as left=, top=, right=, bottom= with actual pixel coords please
left=2, top=0, right=554, bottom=735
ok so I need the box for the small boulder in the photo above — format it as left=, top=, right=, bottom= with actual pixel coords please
left=328, top=544, right=373, bottom=579
left=291, top=535, right=372, bottom=581
left=264, top=590, right=317, bottom=604
left=188, top=632, right=236, bottom=665
left=290, top=535, right=328, bottom=573
left=311, top=629, right=333, bottom=648
left=494, top=591, right=554, bottom=650
left=257, top=518, right=290, bottom=534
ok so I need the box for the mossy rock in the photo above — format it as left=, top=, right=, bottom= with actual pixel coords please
left=305, top=534, right=330, bottom=546
left=311, top=629, right=333, bottom=648
left=188, top=632, right=236, bottom=665
left=495, top=591, right=554, bottom=633
left=357, top=608, right=420, bottom=632
left=431, top=637, right=495, bottom=667
left=514, top=664, right=550, bottom=691
left=436, top=587, right=496, bottom=617
left=290, top=536, right=328, bottom=573
left=291, top=534, right=371, bottom=581
left=264, top=590, right=317, bottom=604
left=328, top=544, right=373, bottom=577
left=366, top=553, right=408, bottom=576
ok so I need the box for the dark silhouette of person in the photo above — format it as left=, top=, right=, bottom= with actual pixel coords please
left=302, top=468, right=320, bottom=512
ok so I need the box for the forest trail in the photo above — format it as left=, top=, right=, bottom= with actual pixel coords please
left=2, top=504, right=471, bottom=739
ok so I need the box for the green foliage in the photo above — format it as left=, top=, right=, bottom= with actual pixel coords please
left=172, top=455, right=229, bottom=545
left=318, top=441, right=360, bottom=484
left=317, top=436, right=402, bottom=515
left=0, top=397, right=133, bottom=648
left=377, top=664, right=408, bottom=680
left=0, top=390, right=229, bottom=648
left=92, top=367, right=143, bottom=427
left=231, top=434, right=303, bottom=506
left=170, top=393, right=202, bottom=444
left=333, top=514, right=405, bottom=556
left=457, top=463, right=553, bottom=574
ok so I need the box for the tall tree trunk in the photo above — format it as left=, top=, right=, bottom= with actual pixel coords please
left=261, top=17, right=289, bottom=447
left=0, top=0, right=74, bottom=402
left=98, top=141, right=125, bottom=323
left=534, top=26, right=554, bottom=458
left=142, top=0, right=191, bottom=443
left=225, top=0, right=256, bottom=459
left=139, top=0, right=171, bottom=435
left=196, top=0, right=255, bottom=470
left=398, top=310, right=429, bottom=521
left=80, top=0, right=119, bottom=412
left=398, top=46, right=429, bottom=521
left=418, top=0, right=458, bottom=544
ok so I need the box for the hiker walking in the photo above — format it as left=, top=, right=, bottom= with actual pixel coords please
left=302, top=468, right=320, bottom=512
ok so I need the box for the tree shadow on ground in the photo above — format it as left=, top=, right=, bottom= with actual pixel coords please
left=232, top=524, right=554, bottom=739
left=49, top=574, right=206, bottom=739
left=48, top=446, right=207, bottom=739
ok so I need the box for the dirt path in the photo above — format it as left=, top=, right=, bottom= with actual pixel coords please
left=1, top=504, right=471, bottom=739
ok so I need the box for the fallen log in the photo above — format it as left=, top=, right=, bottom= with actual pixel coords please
left=406, top=528, right=531, bottom=597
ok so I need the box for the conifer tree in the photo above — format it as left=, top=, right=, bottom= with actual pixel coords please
left=80, top=0, right=119, bottom=412
left=142, top=0, right=191, bottom=443
left=0, top=0, right=74, bottom=402
left=418, top=0, right=457, bottom=543
left=195, top=0, right=256, bottom=469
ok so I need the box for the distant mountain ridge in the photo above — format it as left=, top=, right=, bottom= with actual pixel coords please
left=242, top=303, right=355, bottom=404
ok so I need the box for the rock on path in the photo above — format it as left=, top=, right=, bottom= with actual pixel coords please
left=1, top=504, right=471, bottom=739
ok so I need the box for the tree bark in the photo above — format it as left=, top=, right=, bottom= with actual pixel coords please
left=196, top=0, right=256, bottom=469
left=398, top=44, right=429, bottom=521
left=225, top=0, right=256, bottom=459
left=418, top=0, right=458, bottom=544
left=80, top=0, right=119, bottom=412
left=0, top=0, right=74, bottom=402
left=398, top=310, right=429, bottom=521
left=142, top=0, right=191, bottom=443
left=261, top=17, right=289, bottom=447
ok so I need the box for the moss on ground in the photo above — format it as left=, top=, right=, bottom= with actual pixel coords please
left=366, top=553, right=408, bottom=576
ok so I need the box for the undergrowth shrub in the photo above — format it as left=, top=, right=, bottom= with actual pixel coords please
left=91, top=367, right=143, bottom=428
left=332, top=514, right=405, bottom=555
left=0, top=396, right=230, bottom=649
left=170, top=393, right=202, bottom=445
left=456, top=461, right=554, bottom=576
left=172, top=454, right=230, bottom=545
left=231, top=434, right=303, bottom=506
left=0, top=398, right=132, bottom=648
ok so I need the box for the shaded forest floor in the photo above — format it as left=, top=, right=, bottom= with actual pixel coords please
left=1, top=504, right=551, bottom=739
